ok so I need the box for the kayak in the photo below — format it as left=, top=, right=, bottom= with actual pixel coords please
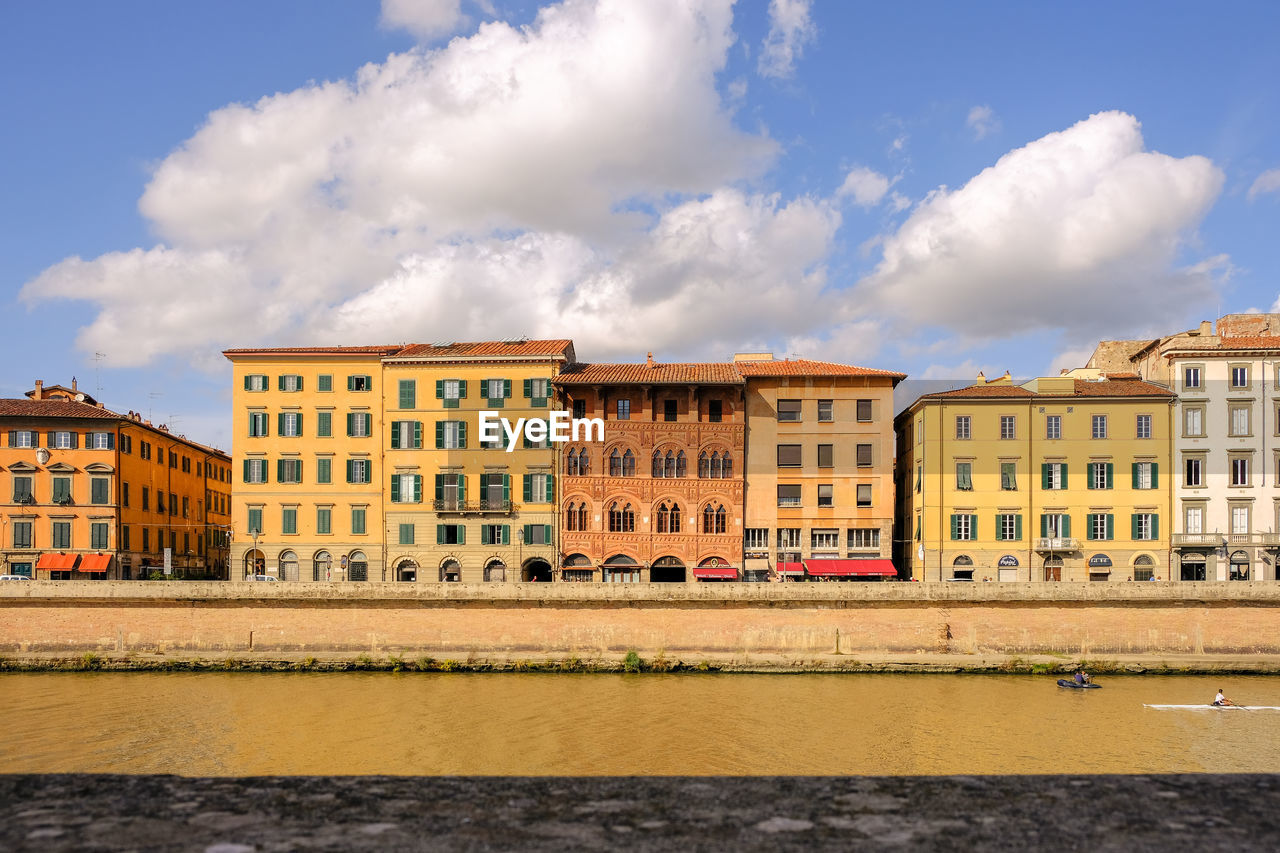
left=1144, top=704, right=1280, bottom=711
left=1057, top=679, right=1101, bottom=689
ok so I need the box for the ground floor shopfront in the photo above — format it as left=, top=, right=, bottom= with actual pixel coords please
left=919, top=546, right=1168, bottom=582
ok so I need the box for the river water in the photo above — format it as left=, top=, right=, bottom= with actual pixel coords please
left=3, top=673, right=1279, bottom=776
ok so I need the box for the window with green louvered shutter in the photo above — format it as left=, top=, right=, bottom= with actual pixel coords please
left=1041, top=464, right=1049, bottom=490
left=317, top=458, right=331, bottom=484
left=435, top=474, right=445, bottom=501
left=1040, top=515, right=1048, bottom=538
left=1105, top=463, right=1113, bottom=489
left=390, top=422, right=400, bottom=449
left=503, top=474, right=511, bottom=504
left=523, top=379, right=532, bottom=399
left=437, top=525, right=445, bottom=544
left=278, top=413, right=285, bottom=436
left=457, top=473, right=466, bottom=502
left=503, top=379, right=511, bottom=399
left=317, top=412, right=331, bottom=437
left=501, top=525, right=510, bottom=545
left=414, top=475, right=422, bottom=503
left=457, top=525, right=466, bottom=545
left=523, top=474, right=532, bottom=502
left=1151, top=464, right=1158, bottom=489
left=1062, top=515, right=1071, bottom=538
left=435, top=421, right=444, bottom=448
left=458, top=422, right=466, bottom=448
left=413, top=422, right=422, bottom=448
left=523, top=524, right=533, bottom=543
left=544, top=524, right=552, bottom=544
left=318, top=374, right=332, bottom=392
left=1014, top=515, right=1022, bottom=541
left=458, top=380, right=466, bottom=400
left=544, top=476, right=553, bottom=503
left=481, top=525, right=490, bottom=545
left=436, top=379, right=444, bottom=398
left=391, top=476, right=401, bottom=503
left=1106, top=514, right=1114, bottom=540
left=950, top=514, right=959, bottom=540
left=399, top=380, right=415, bottom=410
left=347, top=413, right=355, bottom=436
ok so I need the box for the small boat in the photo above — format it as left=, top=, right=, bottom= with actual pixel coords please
left=1144, top=704, right=1280, bottom=711
left=1057, top=679, right=1101, bottom=689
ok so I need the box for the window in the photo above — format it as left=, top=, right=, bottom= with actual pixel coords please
left=1000, top=462, right=1017, bottom=491
left=573, top=399, right=586, bottom=419
left=1133, top=461, right=1157, bottom=490
left=615, top=399, right=631, bottom=420
left=663, top=399, right=677, bottom=422
left=310, top=411, right=329, bottom=438
left=566, top=447, right=590, bottom=476
left=277, top=412, right=302, bottom=437
left=1000, top=416, right=1015, bottom=440
left=817, top=444, right=833, bottom=468
left=1043, top=462, right=1065, bottom=490
left=1132, top=513, right=1157, bottom=541
left=51, top=476, right=71, bottom=504
left=777, top=485, right=801, bottom=507
left=811, top=529, right=839, bottom=551
left=523, top=524, right=551, bottom=545
left=1184, top=456, right=1202, bottom=487
left=1184, top=407, right=1204, bottom=437
left=856, top=400, right=872, bottom=422
left=955, top=416, right=971, bottom=440
left=1136, top=414, right=1151, bottom=440
left=655, top=502, right=682, bottom=533
left=170, top=493, right=178, bottom=516
left=997, top=514, right=1022, bottom=541
left=142, top=528, right=151, bottom=551
left=347, top=412, right=372, bottom=437
left=1231, top=456, right=1250, bottom=487
left=701, top=504, right=727, bottom=534
left=1184, top=506, right=1203, bottom=535
left=525, top=378, right=550, bottom=407
left=1041, top=513, right=1069, bottom=538
left=399, top=379, right=416, bottom=409
left=391, top=420, right=422, bottom=449
left=317, top=507, right=332, bottom=535
left=280, top=508, right=297, bottom=535
left=607, top=502, right=635, bottom=532
left=1088, top=462, right=1112, bottom=490
left=316, top=458, right=332, bottom=484
left=818, top=400, right=834, bottom=422
left=777, top=445, right=802, bottom=467
left=1229, top=405, right=1250, bottom=437
left=438, top=420, right=465, bottom=449
left=318, top=374, right=333, bottom=392
left=51, top=430, right=75, bottom=449
left=817, top=484, right=833, bottom=507
left=777, top=400, right=801, bottom=422
left=1183, top=366, right=1201, bottom=389
left=1091, top=415, right=1108, bottom=439
left=950, top=514, right=975, bottom=541
left=244, top=374, right=267, bottom=392
left=346, top=459, right=371, bottom=484
left=348, top=375, right=371, bottom=392
left=351, top=507, right=367, bottom=535
left=1231, top=505, right=1250, bottom=536
left=709, top=400, right=723, bottom=423
left=391, top=473, right=421, bottom=503
left=856, top=444, right=872, bottom=467
left=848, top=528, right=879, bottom=550
left=778, top=528, right=802, bottom=555
left=485, top=378, right=509, bottom=405
left=1046, top=415, right=1061, bottom=440
left=856, top=484, right=872, bottom=507
left=745, top=528, right=769, bottom=550
left=244, top=459, right=268, bottom=484
left=280, top=374, right=303, bottom=392
left=52, top=521, right=71, bottom=549
left=12, top=521, right=32, bottom=549
left=438, top=379, right=465, bottom=408
left=565, top=503, right=588, bottom=532
left=156, top=490, right=165, bottom=514
left=481, top=524, right=510, bottom=544
left=141, top=487, right=150, bottom=511
left=1087, top=513, right=1113, bottom=541
left=955, top=462, right=973, bottom=491
left=90, top=432, right=113, bottom=450
left=1231, top=366, right=1249, bottom=388
left=434, top=523, right=465, bottom=545
left=524, top=473, right=552, bottom=503
left=399, top=523, right=415, bottom=545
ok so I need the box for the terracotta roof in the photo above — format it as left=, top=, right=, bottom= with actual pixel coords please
left=223, top=345, right=404, bottom=357
left=0, top=399, right=120, bottom=420
left=1169, top=335, right=1280, bottom=353
left=392, top=340, right=575, bottom=360
left=918, top=385, right=1035, bottom=400
left=1070, top=378, right=1173, bottom=397
left=734, top=359, right=906, bottom=380
left=555, top=362, right=744, bottom=385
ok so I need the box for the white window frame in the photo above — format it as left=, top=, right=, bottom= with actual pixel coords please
left=955, top=416, right=971, bottom=440
left=1184, top=407, right=1204, bottom=437
left=955, top=514, right=973, bottom=541
left=442, top=421, right=462, bottom=449
left=1232, top=366, right=1249, bottom=388
left=1135, top=514, right=1154, bottom=541
left=1230, top=406, right=1250, bottom=437
left=1136, top=414, right=1151, bottom=440
left=247, top=374, right=267, bottom=392
left=1184, top=366, right=1201, bottom=389
left=487, top=379, right=505, bottom=399
left=744, top=528, right=769, bottom=550
left=282, top=413, right=301, bottom=437
left=1091, top=415, right=1107, bottom=439
left=1231, top=505, right=1250, bottom=536
left=1135, top=462, right=1153, bottom=490
left=53, top=431, right=74, bottom=449
left=246, top=459, right=267, bottom=484
left=1184, top=506, right=1203, bottom=535
left=1231, top=457, right=1250, bottom=487
left=282, top=374, right=301, bottom=392
left=1045, top=415, right=1061, bottom=440
left=1090, top=463, right=1108, bottom=490
left=811, top=529, right=840, bottom=551
left=999, top=416, right=1015, bottom=440
left=1046, top=463, right=1064, bottom=490
left=1090, top=514, right=1108, bottom=541
left=999, top=514, right=1017, bottom=541
left=1184, top=457, right=1202, bottom=487
left=848, top=528, right=880, bottom=549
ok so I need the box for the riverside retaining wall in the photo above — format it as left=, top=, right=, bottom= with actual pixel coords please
left=3, top=582, right=1280, bottom=660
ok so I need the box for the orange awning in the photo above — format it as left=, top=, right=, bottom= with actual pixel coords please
left=804, top=559, right=897, bottom=577
left=35, top=553, right=79, bottom=570
left=80, top=554, right=113, bottom=572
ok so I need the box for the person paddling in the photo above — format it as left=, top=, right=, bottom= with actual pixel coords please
left=1074, top=669, right=1091, bottom=686
left=1213, top=689, right=1235, bottom=707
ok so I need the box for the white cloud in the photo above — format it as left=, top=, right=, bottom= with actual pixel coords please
left=758, top=0, right=816, bottom=79
left=859, top=111, right=1226, bottom=340
left=23, top=0, right=800, bottom=368
left=1248, top=167, right=1280, bottom=200
left=836, top=167, right=894, bottom=208
left=919, top=359, right=994, bottom=381
left=966, top=104, right=1000, bottom=140
left=381, top=0, right=468, bottom=41
left=1048, top=347, right=1094, bottom=376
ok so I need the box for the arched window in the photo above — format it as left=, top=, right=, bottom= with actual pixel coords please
left=622, top=449, right=635, bottom=477
left=711, top=452, right=723, bottom=478
left=576, top=502, right=588, bottom=531
left=701, top=504, right=726, bottom=534
left=664, top=451, right=676, bottom=478
left=698, top=451, right=709, bottom=478
left=578, top=449, right=589, bottom=475
left=313, top=550, right=332, bottom=582
left=676, top=451, right=687, bottom=478
left=722, top=453, right=732, bottom=479
left=609, top=449, right=621, bottom=477
left=279, top=550, right=298, bottom=582
left=566, top=449, right=578, bottom=476
left=608, top=502, right=635, bottom=532
left=652, top=450, right=663, bottom=478
left=348, top=550, right=369, bottom=582
left=668, top=502, right=681, bottom=533
left=566, top=502, right=579, bottom=531
left=714, top=504, right=726, bottom=533
left=657, top=502, right=671, bottom=533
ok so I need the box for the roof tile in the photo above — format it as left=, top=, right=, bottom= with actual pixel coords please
left=555, top=362, right=744, bottom=385
left=734, top=359, right=906, bottom=379
left=0, top=399, right=120, bottom=419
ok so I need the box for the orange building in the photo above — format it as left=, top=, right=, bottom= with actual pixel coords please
left=553, top=357, right=746, bottom=582
left=1, top=380, right=231, bottom=580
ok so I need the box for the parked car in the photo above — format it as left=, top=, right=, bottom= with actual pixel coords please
left=0, top=574, right=32, bottom=581
left=247, top=574, right=279, bottom=582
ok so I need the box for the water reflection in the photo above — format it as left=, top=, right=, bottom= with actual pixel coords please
left=3, top=673, right=1279, bottom=776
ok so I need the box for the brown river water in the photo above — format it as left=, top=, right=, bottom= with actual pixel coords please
left=3, top=673, right=1279, bottom=776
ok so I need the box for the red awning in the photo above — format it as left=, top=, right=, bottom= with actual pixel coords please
left=777, top=562, right=804, bottom=575
left=804, top=559, right=897, bottom=577
left=80, top=554, right=112, bottom=572
left=35, top=553, right=79, bottom=570
left=692, top=567, right=738, bottom=580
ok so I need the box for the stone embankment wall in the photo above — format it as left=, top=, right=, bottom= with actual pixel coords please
left=3, top=582, right=1280, bottom=660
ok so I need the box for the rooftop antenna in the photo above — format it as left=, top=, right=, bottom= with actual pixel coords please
left=148, top=391, right=162, bottom=423
left=92, top=352, right=106, bottom=393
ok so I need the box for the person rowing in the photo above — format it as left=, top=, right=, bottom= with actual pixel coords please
left=1074, top=669, right=1091, bottom=686
left=1212, top=689, right=1235, bottom=707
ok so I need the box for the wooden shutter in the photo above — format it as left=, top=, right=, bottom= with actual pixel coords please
left=1040, top=515, right=1048, bottom=538
left=1131, top=514, right=1139, bottom=540
left=1014, top=515, right=1022, bottom=541
left=1105, top=463, right=1113, bottom=489
left=1131, top=463, right=1139, bottom=490
left=390, top=422, right=400, bottom=449
left=481, top=525, right=490, bottom=545
left=277, top=459, right=285, bottom=482
left=523, top=474, right=532, bottom=502
left=1150, top=464, right=1158, bottom=489
left=503, top=379, right=512, bottom=398
left=413, top=475, right=422, bottom=503
left=501, top=525, right=510, bottom=545
left=968, top=515, right=977, bottom=540
left=503, top=474, right=511, bottom=503
left=1062, top=515, right=1071, bottom=538
left=434, top=474, right=444, bottom=501
left=391, top=475, right=401, bottom=503
left=1060, top=464, right=1067, bottom=489
left=1151, top=515, right=1158, bottom=541
left=950, top=514, right=959, bottom=540
left=1106, top=514, right=1114, bottom=541
left=544, top=476, right=553, bottom=503
left=458, top=380, right=467, bottom=399
left=243, top=460, right=250, bottom=482
left=346, top=459, right=355, bottom=483
left=458, top=422, right=466, bottom=448
left=457, top=525, right=465, bottom=545
left=435, top=421, right=444, bottom=448
left=458, top=474, right=466, bottom=502
left=413, top=422, right=422, bottom=448
left=543, top=524, right=552, bottom=544
left=347, top=375, right=355, bottom=391
left=1041, top=464, right=1049, bottom=490
left=243, top=376, right=251, bottom=391
left=347, top=413, right=355, bottom=436
left=295, top=414, right=302, bottom=437
left=523, top=524, right=533, bottom=543
left=436, top=380, right=444, bottom=398
left=437, top=524, right=445, bottom=544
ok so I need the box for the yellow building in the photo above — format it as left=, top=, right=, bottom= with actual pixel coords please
left=222, top=340, right=574, bottom=583
left=2, top=380, right=231, bottom=580
left=736, top=356, right=904, bottom=580
left=895, top=371, right=1174, bottom=582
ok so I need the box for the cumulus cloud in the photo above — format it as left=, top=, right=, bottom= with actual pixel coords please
left=758, top=0, right=816, bottom=79
left=859, top=111, right=1226, bottom=340
left=380, top=0, right=468, bottom=40
left=836, top=167, right=893, bottom=208
left=23, top=0, right=799, bottom=367
left=966, top=105, right=1000, bottom=140
left=1249, top=167, right=1280, bottom=200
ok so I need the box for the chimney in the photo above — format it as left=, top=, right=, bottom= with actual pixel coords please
left=975, top=371, right=986, bottom=384
left=71, top=377, right=78, bottom=392
left=33, top=380, right=43, bottom=400
left=1199, top=320, right=1212, bottom=336
left=646, top=352, right=655, bottom=368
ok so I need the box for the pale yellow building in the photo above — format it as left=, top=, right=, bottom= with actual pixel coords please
left=895, top=371, right=1175, bottom=582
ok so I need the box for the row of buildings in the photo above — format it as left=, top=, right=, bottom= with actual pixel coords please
left=5, top=313, right=1280, bottom=584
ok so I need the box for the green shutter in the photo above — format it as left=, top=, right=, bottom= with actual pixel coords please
left=950, top=514, right=959, bottom=540
left=458, top=421, right=466, bottom=448
left=414, top=475, right=422, bottom=503
left=1151, top=515, right=1159, bottom=541
left=346, top=413, right=355, bottom=436
left=391, top=475, right=401, bottom=503
left=278, top=375, right=285, bottom=391
left=435, top=421, right=444, bottom=449
left=1060, top=464, right=1067, bottom=490
left=435, top=474, right=444, bottom=501
left=1150, top=464, right=1158, bottom=489
left=544, top=524, right=552, bottom=544
left=1041, top=464, right=1049, bottom=490
left=295, top=414, right=302, bottom=436
left=457, top=525, right=465, bottom=545
left=437, top=524, right=445, bottom=544
left=277, top=413, right=285, bottom=435
left=1086, top=514, right=1096, bottom=541
left=1131, top=463, right=1139, bottom=490
left=1014, top=514, right=1022, bottom=541
left=1105, top=463, right=1113, bottom=489
left=1106, top=514, right=1114, bottom=541
left=318, top=412, right=331, bottom=437
left=504, top=379, right=511, bottom=398
left=347, top=375, right=355, bottom=391
left=501, top=525, right=510, bottom=545
left=479, top=473, right=488, bottom=496
left=969, top=514, right=977, bottom=540
left=1087, top=464, right=1095, bottom=490
left=1131, top=514, right=1139, bottom=540
left=390, top=423, right=401, bottom=449
left=458, top=473, right=466, bottom=502
left=400, top=380, right=415, bottom=409
left=482, top=525, right=490, bottom=545
left=414, top=422, right=422, bottom=448
left=503, top=474, right=511, bottom=503
left=523, top=474, right=532, bottom=502
left=277, top=459, right=285, bottom=482
left=523, top=524, right=533, bottom=543
left=1062, top=515, right=1071, bottom=538
left=243, top=460, right=250, bottom=482
left=458, top=380, right=466, bottom=399
left=346, top=460, right=355, bottom=483
left=436, top=380, right=444, bottom=399
left=243, top=376, right=251, bottom=391
left=544, top=476, right=553, bottom=503
left=523, top=379, right=532, bottom=398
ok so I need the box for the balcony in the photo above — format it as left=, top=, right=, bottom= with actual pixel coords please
left=432, top=499, right=517, bottom=515
left=1034, top=537, right=1080, bottom=552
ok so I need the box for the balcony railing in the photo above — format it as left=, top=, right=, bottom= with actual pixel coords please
left=1034, top=537, right=1080, bottom=552
left=1175, top=533, right=1280, bottom=548
left=1172, top=533, right=1222, bottom=547
left=432, top=499, right=517, bottom=514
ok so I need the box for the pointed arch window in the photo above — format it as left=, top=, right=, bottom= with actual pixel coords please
left=656, top=502, right=682, bottom=533
left=698, top=451, right=709, bottom=478
left=608, top=501, right=635, bottom=532
left=652, top=450, right=663, bottom=478
left=609, top=449, right=622, bottom=477
left=702, top=503, right=727, bottom=534
left=664, top=451, right=676, bottom=478
left=676, top=451, right=687, bottom=478
left=622, top=449, right=635, bottom=477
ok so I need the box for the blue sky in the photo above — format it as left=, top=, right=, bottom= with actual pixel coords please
left=3, top=0, right=1279, bottom=451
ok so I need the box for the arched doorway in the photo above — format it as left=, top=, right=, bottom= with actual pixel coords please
left=1043, top=555, right=1063, bottom=582
left=485, top=560, right=507, bottom=583
left=396, top=559, right=418, bottom=583
left=651, top=555, right=686, bottom=583
left=523, top=558, right=552, bottom=583
left=244, top=549, right=265, bottom=578
left=1133, top=554, right=1155, bottom=582
left=313, top=551, right=332, bottom=582
left=562, top=553, right=593, bottom=583
left=440, top=559, right=461, bottom=583
left=952, top=555, right=974, bottom=581
left=602, top=554, right=641, bottom=583
left=1230, top=550, right=1250, bottom=581
left=278, top=550, right=299, bottom=582
left=1180, top=553, right=1207, bottom=582
left=348, top=550, right=368, bottom=582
